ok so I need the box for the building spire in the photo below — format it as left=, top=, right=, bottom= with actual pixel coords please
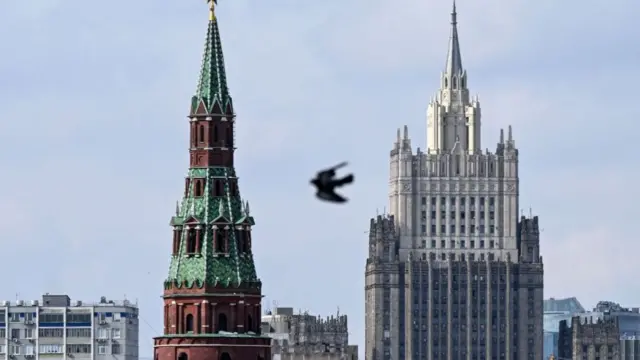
left=444, top=0, right=463, bottom=75
left=191, top=0, right=233, bottom=115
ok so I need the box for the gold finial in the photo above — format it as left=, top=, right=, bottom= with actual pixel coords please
left=208, top=0, right=216, bottom=20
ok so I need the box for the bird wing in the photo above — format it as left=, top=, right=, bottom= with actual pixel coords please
left=316, top=190, right=347, bottom=203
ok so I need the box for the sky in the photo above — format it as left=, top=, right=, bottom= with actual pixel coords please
left=1, top=0, right=639, bottom=357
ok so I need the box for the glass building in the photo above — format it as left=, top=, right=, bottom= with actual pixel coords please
left=543, top=297, right=585, bottom=359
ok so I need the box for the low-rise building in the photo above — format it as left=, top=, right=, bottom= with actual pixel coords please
left=0, top=294, right=139, bottom=360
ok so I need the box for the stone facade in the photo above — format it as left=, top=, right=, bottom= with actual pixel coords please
left=262, top=307, right=357, bottom=360
left=365, top=3, right=544, bottom=360
left=558, top=316, right=620, bottom=359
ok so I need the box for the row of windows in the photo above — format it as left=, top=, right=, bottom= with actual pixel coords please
left=421, top=239, right=496, bottom=249
left=422, top=196, right=496, bottom=207
left=0, top=312, right=133, bottom=323
left=1, top=328, right=122, bottom=339
left=0, top=344, right=117, bottom=355
left=172, top=229, right=251, bottom=255
left=418, top=252, right=497, bottom=262
left=191, top=123, right=233, bottom=148
left=421, top=224, right=496, bottom=235
left=423, top=210, right=495, bottom=220
left=187, top=178, right=238, bottom=198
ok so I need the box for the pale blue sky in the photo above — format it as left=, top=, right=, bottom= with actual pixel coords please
left=1, top=0, right=639, bottom=357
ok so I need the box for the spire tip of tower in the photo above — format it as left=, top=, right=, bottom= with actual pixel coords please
left=208, top=0, right=217, bottom=21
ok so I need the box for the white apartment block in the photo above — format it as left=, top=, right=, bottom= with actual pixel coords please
left=0, top=294, right=138, bottom=360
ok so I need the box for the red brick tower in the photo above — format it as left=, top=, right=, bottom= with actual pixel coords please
left=153, top=2, right=271, bottom=360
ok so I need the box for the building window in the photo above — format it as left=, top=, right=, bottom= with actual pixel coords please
left=111, top=328, right=121, bottom=339
left=440, top=240, right=445, bottom=248
left=490, top=240, right=495, bottom=248
left=460, top=241, right=465, bottom=248
left=470, top=240, right=474, bottom=248
left=97, top=328, right=108, bottom=339
left=97, top=346, right=107, bottom=355
left=217, top=313, right=228, bottom=332
left=9, top=313, right=19, bottom=322
left=421, top=197, right=426, bottom=205
left=194, top=179, right=204, bottom=197
left=440, top=225, right=445, bottom=233
left=187, top=229, right=197, bottom=253
left=113, top=313, right=121, bottom=322
left=421, top=210, right=426, bottom=220
left=421, top=225, right=426, bottom=234
left=431, top=225, right=436, bottom=234
left=461, top=225, right=465, bottom=234
left=225, top=127, right=233, bottom=147
left=431, top=197, right=436, bottom=206
left=111, top=344, right=121, bottom=354
left=490, top=225, right=495, bottom=234
left=67, top=345, right=91, bottom=354
left=10, top=345, right=19, bottom=355
left=470, top=197, right=476, bottom=206
left=178, top=353, right=188, bottom=360
left=450, top=224, right=455, bottom=234
left=185, top=314, right=194, bottom=333
left=11, top=329, right=19, bottom=339
left=24, top=329, right=33, bottom=339
left=480, top=240, right=485, bottom=248
left=431, top=240, right=436, bottom=248
left=198, top=124, right=205, bottom=143
left=213, top=125, right=219, bottom=142
left=38, top=344, right=63, bottom=354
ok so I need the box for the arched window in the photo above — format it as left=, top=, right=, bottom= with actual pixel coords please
left=213, top=125, right=218, bottom=143
left=178, top=353, right=188, bottom=360
left=247, top=314, right=253, bottom=332
left=187, top=230, right=196, bottom=253
left=217, top=313, right=228, bottom=332
left=220, top=353, right=231, bottom=360
left=185, top=314, right=194, bottom=333
left=198, top=125, right=205, bottom=143
left=444, top=78, right=448, bottom=88
left=461, top=77, right=466, bottom=88
left=452, top=77, right=457, bottom=89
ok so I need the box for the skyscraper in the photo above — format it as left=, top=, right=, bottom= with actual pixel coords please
left=365, top=4, right=544, bottom=360
left=153, top=2, right=271, bottom=360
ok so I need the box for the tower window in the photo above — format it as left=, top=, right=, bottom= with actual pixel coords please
left=213, top=124, right=219, bottom=143
left=461, top=77, right=465, bottom=87
left=225, top=127, right=233, bottom=148
left=198, top=125, right=205, bottom=143
left=235, top=230, right=245, bottom=253
left=452, top=77, right=457, bottom=89
left=172, top=228, right=181, bottom=254
left=220, top=353, right=231, bottom=360
left=214, top=180, right=224, bottom=196
left=194, top=179, right=204, bottom=197
left=186, top=230, right=196, bottom=253
left=184, top=178, right=191, bottom=197
left=215, top=229, right=225, bottom=253
left=178, top=353, right=187, bottom=360
left=217, top=313, right=228, bottom=332
left=444, top=78, right=448, bottom=88
left=247, top=315, right=253, bottom=333
left=185, top=314, right=194, bottom=333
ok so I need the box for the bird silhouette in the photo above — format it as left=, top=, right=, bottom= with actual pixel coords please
left=310, top=162, right=354, bottom=203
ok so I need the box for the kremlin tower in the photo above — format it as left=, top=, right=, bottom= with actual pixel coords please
left=153, top=1, right=271, bottom=360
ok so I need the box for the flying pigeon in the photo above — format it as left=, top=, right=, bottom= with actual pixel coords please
left=310, top=162, right=354, bottom=203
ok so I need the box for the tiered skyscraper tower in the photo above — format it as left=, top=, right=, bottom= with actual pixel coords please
left=153, top=2, right=271, bottom=360
left=365, top=4, right=544, bottom=360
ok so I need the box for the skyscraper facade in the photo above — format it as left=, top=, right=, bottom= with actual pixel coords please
left=365, top=4, right=544, bottom=360
left=152, top=2, right=271, bottom=360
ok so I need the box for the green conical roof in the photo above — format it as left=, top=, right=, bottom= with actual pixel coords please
left=191, top=4, right=233, bottom=115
